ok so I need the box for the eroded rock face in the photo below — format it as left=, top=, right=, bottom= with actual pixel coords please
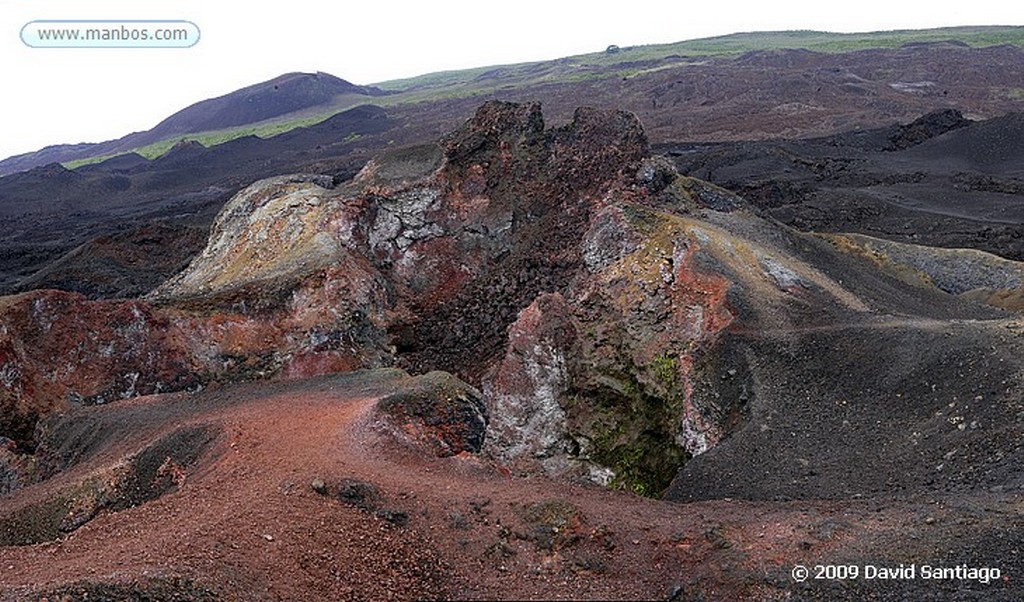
left=481, top=197, right=738, bottom=493
left=484, top=294, right=587, bottom=479
left=0, top=291, right=198, bottom=453
left=152, top=174, right=340, bottom=298
left=0, top=259, right=393, bottom=457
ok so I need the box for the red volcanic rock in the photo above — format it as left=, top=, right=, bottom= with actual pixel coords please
left=0, top=101, right=743, bottom=498
left=482, top=196, right=737, bottom=493
left=0, top=258, right=393, bottom=456
left=547, top=106, right=650, bottom=197
left=0, top=291, right=197, bottom=450
left=383, top=102, right=653, bottom=377
left=441, top=101, right=546, bottom=182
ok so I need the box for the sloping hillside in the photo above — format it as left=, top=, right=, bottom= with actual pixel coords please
left=3, top=26, right=1024, bottom=178
left=663, top=110, right=1024, bottom=262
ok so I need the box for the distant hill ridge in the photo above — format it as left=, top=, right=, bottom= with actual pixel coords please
left=0, top=72, right=386, bottom=175
left=144, top=71, right=388, bottom=141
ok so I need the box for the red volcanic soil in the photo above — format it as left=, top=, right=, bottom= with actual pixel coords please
left=1, top=372, right=1018, bottom=601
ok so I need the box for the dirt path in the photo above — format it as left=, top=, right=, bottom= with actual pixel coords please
left=728, top=315, right=1018, bottom=338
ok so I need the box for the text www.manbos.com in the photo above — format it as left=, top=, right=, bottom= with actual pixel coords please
left=40, top=25, right=187, bottom=41
left=22, top=20, right=200, bottom=48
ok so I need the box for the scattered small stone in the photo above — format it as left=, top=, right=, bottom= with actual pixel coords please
left=924, top=516, right=936, bottom=525
left=310, top=478, right=326, bottom=495
left=263, top=534, right=274, bottom=542
left=375, top=508, right=409, bottom=528
left=667, top=584, right=685, bottom=601
left=336, top=478, right=381, bottom=511
left=448, top=510, right=470, bottom=530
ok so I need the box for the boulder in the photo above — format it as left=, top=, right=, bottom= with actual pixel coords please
left=375, top=371, right=488, bottom=457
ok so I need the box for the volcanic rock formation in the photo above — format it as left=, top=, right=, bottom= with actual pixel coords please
left=2, top=101, right=1023, bottom=601
left=7, top=99, right=1019, bottom=500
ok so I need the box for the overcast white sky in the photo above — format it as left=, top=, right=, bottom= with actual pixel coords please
left=1, top=0, right=1020, bottom=160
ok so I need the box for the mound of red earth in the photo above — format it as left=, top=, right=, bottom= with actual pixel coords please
left=1, top=103, right=1022, bottom=600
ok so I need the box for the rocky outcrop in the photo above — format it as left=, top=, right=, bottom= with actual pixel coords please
left=482, top=199, right=739, bottom=493
left=0, top=257, right=392, bottom=454
left=152, top=174, right=340, bottom=298
left=149, top=100, right=656, bottom=382
left=884, top=108, right=970, bottom=151
left=823, top=232, right=1024, bottom=310
left=0, top=291, right=198, bottom=454
left=484, top=294, right=586, bottom=478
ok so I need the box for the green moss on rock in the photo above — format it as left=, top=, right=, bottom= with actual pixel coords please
left=570, top=367, right=690, bottom=498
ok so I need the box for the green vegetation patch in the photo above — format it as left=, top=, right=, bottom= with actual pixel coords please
left=61, top=108, right=352, bottom=169
left=570, top=362, right=690, bottom=498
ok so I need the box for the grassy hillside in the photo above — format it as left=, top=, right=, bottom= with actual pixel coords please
left=62, top=26, right=1024, bottom=169
left=62, top=113, right=337, bottom=169
left=373, top=26, right=1024, bottom=90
